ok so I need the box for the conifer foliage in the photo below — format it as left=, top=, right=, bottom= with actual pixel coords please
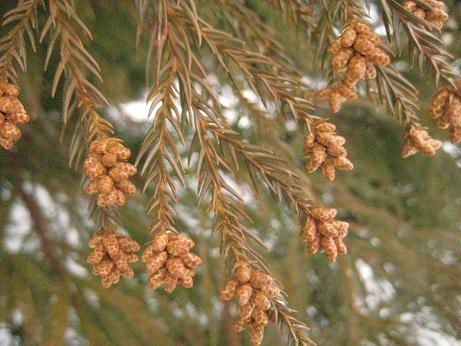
left=1, top=0, right=460, bottom=345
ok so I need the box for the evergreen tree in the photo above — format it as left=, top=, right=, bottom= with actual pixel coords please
left=0, top=0, right=460, bottom=345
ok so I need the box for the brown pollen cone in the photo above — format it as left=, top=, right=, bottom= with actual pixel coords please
left=142, top=231, right=202, bottom=292
left=401, top=125, right=442, bottom=158
left=430, top=82, right=461, bottom=144
left=219, top=263, right=281, bottom=346
left=403, top=0, right=448, bottom=30
left=0, top=82, right=30, bottom=150
left=315, top=20, right=390, bottom=113
left=303, top=120, right=353, bottom=181
left=83, top=137, right=137, bottom=207
left=300, top=206, right=349, bottom=262
left=87, top=228, right=140, bottom=288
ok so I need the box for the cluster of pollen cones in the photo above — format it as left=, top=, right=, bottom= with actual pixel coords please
left=301, top=207, right=349, bottom=263
left=403, top=0, right=448, bottom=30
left=220, top=263, right=280, bottom=346
left=431, top=81, right=461, bottom=144
left=87, top=229, right=140, bottom=288
left=0, top=83, right=30, bottom=150
left=401, top=125, right=443, bottom=158
left=84, top=137, right=137, bottom=207
left=304, top=121, right=353, bottom=181
left=314, top=21, right=390, bottom=113
left=141, top=231, right=202, bottom=292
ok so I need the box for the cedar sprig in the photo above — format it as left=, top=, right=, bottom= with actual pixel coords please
left=310, top=0, right=441, bottom=159
left=383, top=0, right=460, bottom=85
left=136, top=0, right=222, bottom=293
left=308, top=0, right=423, bottom=126
left=41, top=0, right=139, bottom=288
left=201, top=118, right=312, bottom=218
left=0, top=0, right=39, bottom=82
left=316, top=1, right=425, bottom=127
left=194, top=117, right=314, bottom=345
left=40, top=0, right=135, bottom=237
left=0, top=1, right=38, bottom=150
left=137, top=0, right=216, bottom=239
left=155, top=1, right=336, bottom=270
left=268, top=0, right=317, bottom=33
left=41, top=0, right=114, bottom=168
left=218, top=0, right=294, bottom=67
left=170, top=1, right=316, bottom=126
left=148, top=29, right=318, bottom=334
left=136, top=55, right=184, bottom=236
left=375, top=64, right=420, bottom=124
left=323, top=0, right=367, bottom=24
left=146, top=0, right=314, bottom=222
left=314, top=20, right=391, bottom=113
left=143, top=14, right=318, bottom=335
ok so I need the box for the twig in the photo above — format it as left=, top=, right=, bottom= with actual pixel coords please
left=8, top=152, right=66, bottom=278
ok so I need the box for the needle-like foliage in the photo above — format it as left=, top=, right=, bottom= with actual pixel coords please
left=0, top=0, right=460, bottom=345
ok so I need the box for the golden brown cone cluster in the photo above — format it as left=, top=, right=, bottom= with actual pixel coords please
left=87, top=229, right=140, bottom=288
left=141, top=231, right=202, bottom=293
left=431, top=81, right=461, bottom=143
left=314, top=21, right=390, bottom=113
left=304, top=121, right=353, bottom=181
left=84, top=137, right=137, bottom=207
left=401, top=125, right=443, bottom=158
left=300, top=207, right=349, bottom=263
left=403, top=0, right=448, bottom=30
left=0, top=83, right=30, bottom=150
left=219, top=263, right=280, bottom=346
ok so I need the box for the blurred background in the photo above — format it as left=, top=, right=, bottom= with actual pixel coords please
left=0, top=0, right=461, bottom=345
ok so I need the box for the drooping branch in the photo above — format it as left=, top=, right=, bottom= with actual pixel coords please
left=193, top=115, right=314, bottom=346
left=41, top=0, right=122, bottom=227
left=141, top=0, right=315, bottom=234
left=140, top=3, right=315, bottom=342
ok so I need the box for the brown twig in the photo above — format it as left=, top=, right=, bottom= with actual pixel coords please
left=8, top=152, right=66, bottom=278
left=223, top=301, right=241, bottom=346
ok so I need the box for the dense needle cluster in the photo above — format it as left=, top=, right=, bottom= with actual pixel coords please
left=141, top=231, right=202, bottom=292
left=314, top=21, right=390, bottom=113
left=87, top=229, right=140, bottom=288
left=219, top=263, right=280, bottom=346
left=431, top=81, right=461, bottom=143
left=403, top=0, right=448, bottom=30
left=304, top=121, right=353, bottom=181
left=401, top=125, right=443, bottom=158
left=83, top=137, right=137, bottom=207
left=300, top=207, right=349, bottom=263
left=0, top=82, right=30, bottom=150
